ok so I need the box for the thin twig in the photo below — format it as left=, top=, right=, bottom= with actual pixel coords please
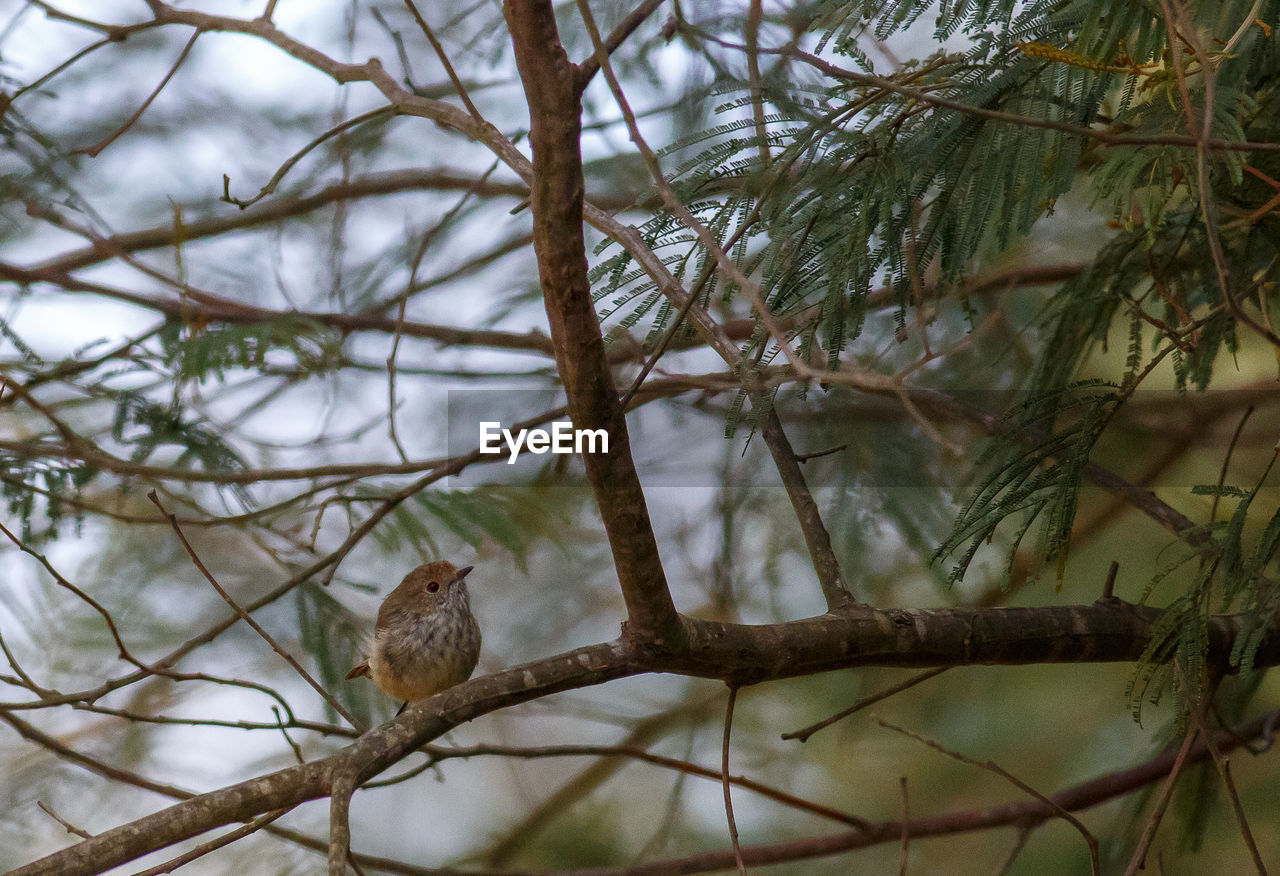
left=1178, top=665, right=1267, bottom=873
left=897, top=777, right=909, bottom=876
left=147, top=491, right=363, bottom=731
left=0, top=627, right=49, bottom=698
left=387, top=160, right=500, bottom=461
left=0, top=518, right=145, bottom=670
left=64, top=700, right=349, bottom=738
left=131, top=807, right=293, bottom=876
left=402, top=0, right=482, bottom=121
left=794, top=444, right=847, bottom=463
left=1124, top=723, right=1199, bottom=875
left=760, top=411, right=854, bottom=608
left=745, top=0, right=769, bottom=167
left=4, top=22, right=158, bottom=109
left=1211, top=405, right=1256, bottom=524
left=575, top=0, right=666, bottom=89
left=1101, top=561, right=1120, bottom=601
left=274, top=706, right=308, bottom=764
left=721, top=686, right=747, bottom=875
left=222, top=106, right=397, bottom=209
left=427, top=739, right=868, bottom=828
left=994, top=826, right=1033, bottom=876
left=617, top=248, right=726, bottom=412
left=783, top=667, right=950, bottom=742
left=35, top=801, right=93, bottom=840
left=484, top=696, right=727, bottom=865
left=76, top=29, right=201, bottom=157
left=873, top=716, right=1099, bottom=876
left=27, top=176, right=536, bottom=274
left=575, top=0, right=805, bottom=370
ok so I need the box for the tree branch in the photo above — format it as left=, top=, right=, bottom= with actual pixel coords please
left=504, top=0, right=680, bottom=643
left=761, top=411, right=855, bottom=608
left=565, top=707, right=1280, bottom=874
left=574, top=0, right=666, bottom=90
left=7, top=640, right=638, bottom=876
left=10, top=599, right=1280, bottom=874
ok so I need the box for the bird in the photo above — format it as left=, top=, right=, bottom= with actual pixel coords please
left=346, top=561, right=481, bottom=713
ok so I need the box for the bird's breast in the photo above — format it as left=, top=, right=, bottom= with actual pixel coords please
left=366, top=608, right=481, bottom=702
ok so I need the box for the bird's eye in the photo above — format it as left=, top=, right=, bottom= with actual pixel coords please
left=426, top=581, right=440, bottom=593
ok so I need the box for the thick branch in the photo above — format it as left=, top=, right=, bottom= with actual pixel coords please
left=504, top=0, right=680, bottom=643
left=12, top=598, right=1280, bottom=875
left=669, top=601, right=1280, bottom=684
left=9, top=640, right=639, bottom=876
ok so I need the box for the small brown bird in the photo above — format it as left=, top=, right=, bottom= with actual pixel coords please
left=346, top=561, right=481, bottom=710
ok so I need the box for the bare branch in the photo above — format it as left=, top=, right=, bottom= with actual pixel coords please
left=7, top=600, right=1280, bottom=874
left=504, top=0, right=679, bottom=641
left=1178, top=664, right=1267, bottom=873
left=575, top=0, right=666, bottom=89
left=761, top=412, right=854, bottom=608
left=26, top=175, right=536, bottom=274
left=873, top=716, right=1099, bottom=875
left=558, top=708, right=1280, bottom=874
left=148, top=491, right=363, bottom=731
left=130, top=808, right=293, bottom=876
left=328, top=769, right=358, bottom=876
left=1124, top=723, right=1199, bottom=875
left=35, top=801, right=93, bottom=840
left=76, top=29, right=201, bottom=157
left=222, top=107, right=398, bottom=209
left=720, top=685, right=746, bottom=875
left=783, top=667, right=950, bottom=743
left=401, top=1, right=482, bottom=122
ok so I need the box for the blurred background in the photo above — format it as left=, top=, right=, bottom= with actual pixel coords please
left=0, top=0, right=1278, bottom=872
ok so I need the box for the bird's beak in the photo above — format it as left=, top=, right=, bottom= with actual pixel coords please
left=453, top=565, right=474, bottom=584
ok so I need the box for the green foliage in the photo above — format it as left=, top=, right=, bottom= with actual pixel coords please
left=0, top=456, right=92, bottom=542
left=655, top=1, right=1278, bottom=716
left=598, top=1, right=1176, bottom=367
left=373, top=484, right=580, bottom=571
left=593, top=3, right=1277, bottom=592
left=296, top=581, right=375, bottom=726
left=1129, top=456, right=1280, bottom=723
left=933, top=381, right=1122, bottom=586
left=108, top=390, right=250, bottom=507
left=158, top=317, right=343, bottom=382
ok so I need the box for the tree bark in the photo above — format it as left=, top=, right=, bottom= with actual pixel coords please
left=503, top=0, right=681, bottom=644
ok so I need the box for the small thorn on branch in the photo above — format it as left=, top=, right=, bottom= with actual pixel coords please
left=793, top=444, right=847, bottom=463
left=1102, top=561, right=1119, bottom=601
